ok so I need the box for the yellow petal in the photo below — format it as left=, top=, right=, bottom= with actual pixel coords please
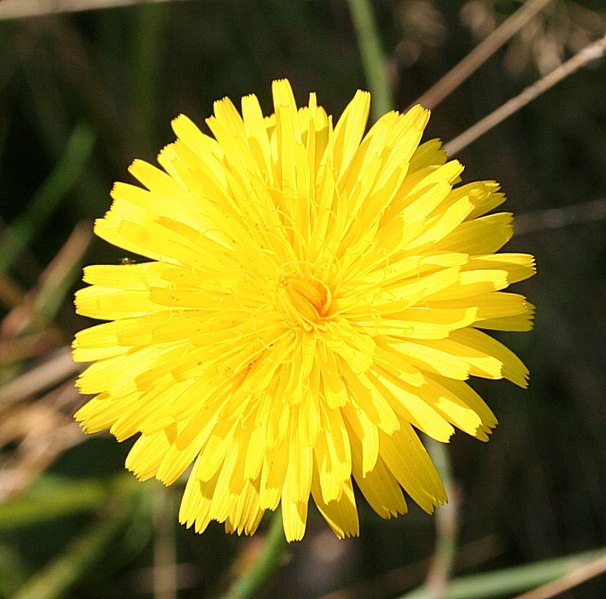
left=73, top=79, right=535, bottom=543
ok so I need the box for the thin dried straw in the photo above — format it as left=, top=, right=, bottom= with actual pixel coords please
left=513, top=554, right=606, bottom=599
left=0, top=346, right=82, bottom=405
left=515, top=198, right=606, bottom=235
left=445, top=32, right=606, bottom=156
left=0, top=0, right=189, bottom=20
left=414, top=0, right=555, bottom=109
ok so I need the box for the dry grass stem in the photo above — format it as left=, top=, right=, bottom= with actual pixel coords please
left=515, top=198, right=606, bottom=235
left=445, top=31, right=606, bottom=156
left=31, top=222, right=93, bottom=317
left=2, top=222, right=92, bottom=339
left=0, top=381, right=83, bottom=501
left=513, top=554, right=606, bottom=599
left=0, top=330, right=65, bottom=365
left=153, top=490, right=178, bottom=599
left=413, top=0, right=555, bottom=109
left=0, top=346, right=82, bottom=405
left=425, top=487, right=460, bottom=595
left=0, top=0, right=189, bottom=20
left=0, top=272, right=25, bottom=309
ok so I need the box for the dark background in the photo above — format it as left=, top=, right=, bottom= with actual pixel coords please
left=1, top=1, right=606, bottom=597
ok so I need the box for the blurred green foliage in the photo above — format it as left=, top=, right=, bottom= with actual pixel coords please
left=1, top=1, right=606, bottom=597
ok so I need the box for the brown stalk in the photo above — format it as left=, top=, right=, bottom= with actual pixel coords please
left=414, top=0, right=555, bottom=109
left=445, top=31, right=606, bottom=156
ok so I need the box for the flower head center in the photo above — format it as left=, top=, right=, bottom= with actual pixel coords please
left=278, top=272, right=332, bottom=330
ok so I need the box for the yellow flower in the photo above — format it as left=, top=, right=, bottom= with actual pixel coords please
left=73, top=79, right=535, bottom=542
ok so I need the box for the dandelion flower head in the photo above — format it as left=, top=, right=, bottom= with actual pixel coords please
left=73, top=79, right=535, bottom=541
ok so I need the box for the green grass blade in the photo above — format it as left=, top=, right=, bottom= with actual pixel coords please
left=0, top=122, right=95, bottom=273
left=0, top=475, right=108, bottom=530
left=12, top=475, right=141, bottom=599
left=400, top=548, right=606, bottom=599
